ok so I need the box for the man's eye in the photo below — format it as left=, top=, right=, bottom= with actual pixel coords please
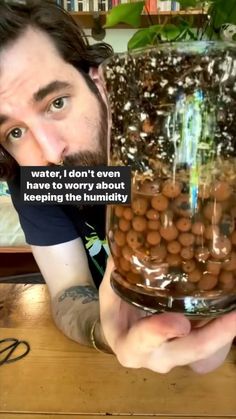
left=49, top=97, right=69, bottom=113
left=7, top=127, right=26, bottom=142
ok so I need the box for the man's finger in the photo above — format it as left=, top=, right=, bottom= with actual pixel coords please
left=115, top=312, right=191, bottom=367
left=160, top=311, right=236, bottom=369
left=189, top=342, right=232, bottom=374
left=99, top=255, right=118, bottom=305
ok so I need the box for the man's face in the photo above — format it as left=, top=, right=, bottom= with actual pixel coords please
left=0, top=27, right=107, bottom=167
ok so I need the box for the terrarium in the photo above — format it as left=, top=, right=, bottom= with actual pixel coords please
left=101, top=41, right=236, bottom=317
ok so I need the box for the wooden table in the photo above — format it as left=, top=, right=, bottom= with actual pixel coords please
left=0, top=283, right=235, bottom=419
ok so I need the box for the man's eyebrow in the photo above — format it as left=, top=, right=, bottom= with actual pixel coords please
left=0, top=115, right=8, bottom=127
left=33, top=80, right=72, bottom=102
left=0, top=81, right=72, bottom=129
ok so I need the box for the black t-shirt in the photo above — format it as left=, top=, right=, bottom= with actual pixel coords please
left=8, top=174, right=108, bottom=289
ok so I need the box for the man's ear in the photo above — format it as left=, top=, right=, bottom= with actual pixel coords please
left=89, top=67, right=107, bottom=103
left=89, top=67, right=100, bottom=83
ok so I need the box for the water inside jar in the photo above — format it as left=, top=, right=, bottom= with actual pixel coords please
left=108, top=166, right=236, bottom=299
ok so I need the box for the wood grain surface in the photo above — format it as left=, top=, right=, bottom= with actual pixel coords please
left=0, top=284, right=235, bottom=417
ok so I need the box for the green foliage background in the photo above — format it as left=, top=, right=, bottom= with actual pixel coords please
left=104, top=0, right=236, bottom=50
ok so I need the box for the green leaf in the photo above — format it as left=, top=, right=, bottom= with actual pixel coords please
left=161, top=23, right=182, bottom=40
left=174, top=28, right=189, bottom=40
left=128, top=26, right=162, bottom=50
left=187, top=27, right=198, bottom=39
left=148, top=24, right=163, bottom=33
left=210, top=0, right=236, bottom=28
left=104, top=1, right=145, bottom=28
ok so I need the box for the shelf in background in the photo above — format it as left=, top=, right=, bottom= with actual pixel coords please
left=71, top=10, right=207, bottom=29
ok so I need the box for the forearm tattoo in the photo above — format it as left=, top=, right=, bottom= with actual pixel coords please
left=58, top=285, right=98, bottom=304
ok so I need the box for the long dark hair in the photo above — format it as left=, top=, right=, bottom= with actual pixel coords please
left=0, top=0, right=113, bottom=179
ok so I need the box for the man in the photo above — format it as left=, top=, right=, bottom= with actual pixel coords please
left=0, top=0, right=235, bottom=374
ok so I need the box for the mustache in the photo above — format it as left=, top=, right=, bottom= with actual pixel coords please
left=63, top=150, right=107, bottom=167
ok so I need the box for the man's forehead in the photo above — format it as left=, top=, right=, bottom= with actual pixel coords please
left=0, top=26, right=62, bottom=76
left=0, top=28, right=76, bottom=103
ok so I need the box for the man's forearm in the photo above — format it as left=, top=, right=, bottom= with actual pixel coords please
left=51, top=284, right=107, bottom=348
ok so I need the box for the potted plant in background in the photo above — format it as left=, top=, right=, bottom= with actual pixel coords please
left=100, top=1, right=236, bottom=318
left=104, top=0, right=236, bottom=50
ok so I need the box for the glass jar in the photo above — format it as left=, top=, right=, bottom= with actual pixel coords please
left=101, top=42, right=236, bottom=317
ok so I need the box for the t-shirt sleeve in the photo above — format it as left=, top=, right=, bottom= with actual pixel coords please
left=7, top=176, right=79, bottom=246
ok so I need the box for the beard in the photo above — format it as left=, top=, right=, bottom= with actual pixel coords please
left=61, top=88, right=108, bottom=209
left=63, top=79, right=108, bottom=168
left=63, top=148, right=106, bottom=167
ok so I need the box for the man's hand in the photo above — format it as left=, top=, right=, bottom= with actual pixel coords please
left=99, top=257, right=236, bottom=374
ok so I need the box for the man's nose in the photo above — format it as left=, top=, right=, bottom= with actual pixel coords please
left=31, top=123, right=67, bottom=165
